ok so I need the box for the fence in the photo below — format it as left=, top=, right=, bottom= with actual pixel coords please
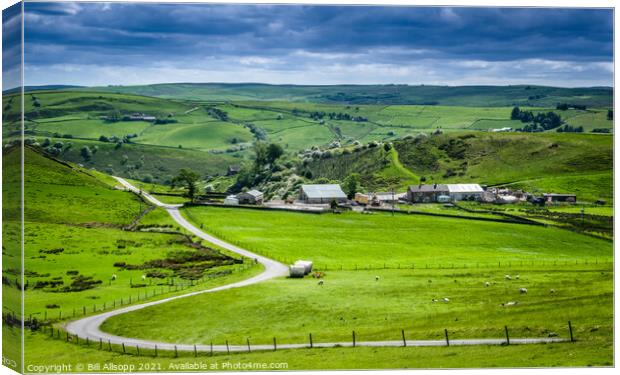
left=33, top=321, right=577, bottom=358
left=4, top=261, right=258, bottom=327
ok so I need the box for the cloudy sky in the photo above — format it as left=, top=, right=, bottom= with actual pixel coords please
left=2, top=2, right=614, bottom=89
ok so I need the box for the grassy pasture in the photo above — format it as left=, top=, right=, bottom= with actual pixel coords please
left=101, top=265, right=612, bottom=346
left=181, top=207, right=612, bottom=268
left=136, top=121, right=254, bottom=151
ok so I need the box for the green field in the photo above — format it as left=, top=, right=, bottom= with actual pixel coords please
left=180, top=207, right=611, bottom=268
left=93, top=205, right=612, bottom=367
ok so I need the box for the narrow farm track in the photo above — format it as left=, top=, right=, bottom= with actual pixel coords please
left=64, top=178, right=570, bottom=353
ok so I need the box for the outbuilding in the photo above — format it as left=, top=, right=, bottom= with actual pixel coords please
left=300, top=184, right=347, bottom=204
left=544, top=193, right=576, bottom=204
left=446, top=184, right=484, bottom=201
left=407, top=184, right=449, bottom=203
left=237, top=189, right=264, bottom=205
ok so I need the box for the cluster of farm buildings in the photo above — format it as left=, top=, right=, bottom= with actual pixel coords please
left=222, top=183, right=577, bottom=209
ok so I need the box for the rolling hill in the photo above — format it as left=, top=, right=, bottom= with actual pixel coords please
left=89, top=83, right=613, bottom=107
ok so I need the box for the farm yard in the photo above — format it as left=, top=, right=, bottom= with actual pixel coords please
left=2, top=82, right=614, bottom=370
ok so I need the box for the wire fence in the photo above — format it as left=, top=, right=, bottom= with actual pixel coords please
left=3, top=262, right=258, bottom=326
left=33, top=320, right=577, bottom=358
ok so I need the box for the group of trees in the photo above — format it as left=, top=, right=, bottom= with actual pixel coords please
left=309, top=111, right=368, bottom=122
left=233, top=142, right=285, bottom=191
left=244, top=123, right=267, bottom=141
left=207, top=107, right=228, bottom=121
left=556, top=125, right=584, bottom=133
left=511, top=107, right=563, bottom=132
left=556, top=103, right=587, bottom=111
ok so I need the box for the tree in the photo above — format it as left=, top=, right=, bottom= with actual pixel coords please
left=510, top=107, right=521, bottom=120
left=80, top=146, right=92, bottom=161
left=266, top=143, right=284, bottom=164
left=171, top=169, right=200, bottom=201
left=253, top=142, right=269, bottom=172
left=343, top=173, right=360, bottom=199
left=99, top=135, right=109, bottom=142
left=608, top=110, right=613, bottom=121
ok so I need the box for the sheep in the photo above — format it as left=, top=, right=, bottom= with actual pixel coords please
left=502, top=301, right=518, bottom=307
left=515, top=274, right=520, bottom=280
left=443, top=297, right=450, bottom=302
left=485, top=282, right=490, bottom=287
left=375, top=276, right=380, bottom=281
left=432, top=298, right=438, bottom=303
left=519, top=287, right=528, bottom=294
left=318, top=280, right=324, bottom=286
left=111, top=274, right=117, bottom=280
left=505, top=275, right=512, bottom=280
left=141, top=275, right=146, bottom=281
left=549, top=289, right=556, bottom=294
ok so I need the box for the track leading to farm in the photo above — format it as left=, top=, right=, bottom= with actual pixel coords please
left=64, top=178, right=571, bottom=353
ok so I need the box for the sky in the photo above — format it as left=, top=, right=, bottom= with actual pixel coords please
left=2, top=2, right=614, bottom=89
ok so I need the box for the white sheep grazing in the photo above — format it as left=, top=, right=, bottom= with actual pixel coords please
left=432, top=298, right=438, bottom=303
left=503, top=301, right=518, bottom=307
left=141, top=275, right=146, bottom=281
left=318, top=280, right=324, bottom=286
left=519, top=287, right=528, bottom=294
left=443, top=297, right=450, bottom=302
left=515, top=275, right=520, bottom=280
left=549, top=289, right=556, bottom=294
left=485, top=282, right=490, bottom=287
left=111, top=274, right=117, bottom=280
left=505, top=275, right=512, bottom=280
left=375, top=276, right=380, bottom=281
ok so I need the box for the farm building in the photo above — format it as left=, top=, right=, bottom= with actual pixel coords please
left=446, top=184, right=484, bottom=201
left=237, top=189, right=264, bottom=205
left=374, top=192, right=407, bottom=204
left=300, top=184, right=347, bottom=204
left=223, top=195, right=239, bottom=205
left=544, top=193, right=576, bottom=204
left=407, top=184, right=449, bottom=203
left=408, top=183, right=484, bottom=202
left=227, top=165, right=240, bottom=176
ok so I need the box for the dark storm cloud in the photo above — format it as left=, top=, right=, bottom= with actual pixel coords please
left=20, top=2, right=613, bottom=87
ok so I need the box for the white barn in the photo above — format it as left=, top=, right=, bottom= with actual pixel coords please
left=300, top=184, right=347, bottom=204
left=446, top=184, right=484, bottom=201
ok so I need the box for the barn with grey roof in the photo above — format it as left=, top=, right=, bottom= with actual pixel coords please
left=300, top=184, right=347, bottom=204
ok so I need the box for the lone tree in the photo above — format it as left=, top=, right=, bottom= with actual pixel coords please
left=266, top=143, right=284, bottom=164
left=343, top=173, right=360, bottom=199
left=171, top=169, right=200, bottom=201
left=80, top=146, right=92, bottom=161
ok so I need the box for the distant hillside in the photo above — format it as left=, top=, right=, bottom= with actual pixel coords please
left=3, top=85, right=83, bottom=94
left=89, top=83, right=613, bottom=107
left=304, top=132, right=612, bottom=202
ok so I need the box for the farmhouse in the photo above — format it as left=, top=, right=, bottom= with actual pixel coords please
left=237, top=189, right=264, bottom=205
left=544, top=193, right=576, bottom=204
left=407, top=184, right=449, bottom=203
left=300, top=184, right=347, bottom=204
left=227, top=165, right=240, bottom=176
left=446, top=184, right=484, bottom=201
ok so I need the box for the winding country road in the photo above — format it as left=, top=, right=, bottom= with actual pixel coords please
left=64, top=177, right=569, bottom=353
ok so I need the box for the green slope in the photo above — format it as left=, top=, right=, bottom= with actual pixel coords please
left=87, top=83, right=613, bottom=107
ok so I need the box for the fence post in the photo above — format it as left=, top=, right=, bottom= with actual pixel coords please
left=504, top=326, right=510, bottom=345
left=247, top=338, right=251, bottom=352
left=99, top=338, right=102, bottom=350
left=86, top=337, right=89, bottom=346
left=568, top=321, right=574, bottom=342
left=66, top=332, right=69, bottom=342
left=444, top=329, right=450, bottom=346
left=108, top=340, right=111, bottom=351
left=136, top=346, right=140, bottom=356
left=352, top=330, right=356, bottom=347
left=309, top=333, right=313, bottom=348
left=73, top=308, right=75, bottom=318
left=226, top=340, right=230, bottom=355
left=402, top=329, right=407, bottom=347
left=273, top=337, right=277, bottom=351
left=154, top=345, right=158, bottom=357
left=75, top=335, right=79, bottom=345
left=174, top=345, right=178, bottom=358
left=194, top=344, right=197, bottom=357
left=122, top=343, right=126, bottom=353
left=210, top=341, right=213, bottom=356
